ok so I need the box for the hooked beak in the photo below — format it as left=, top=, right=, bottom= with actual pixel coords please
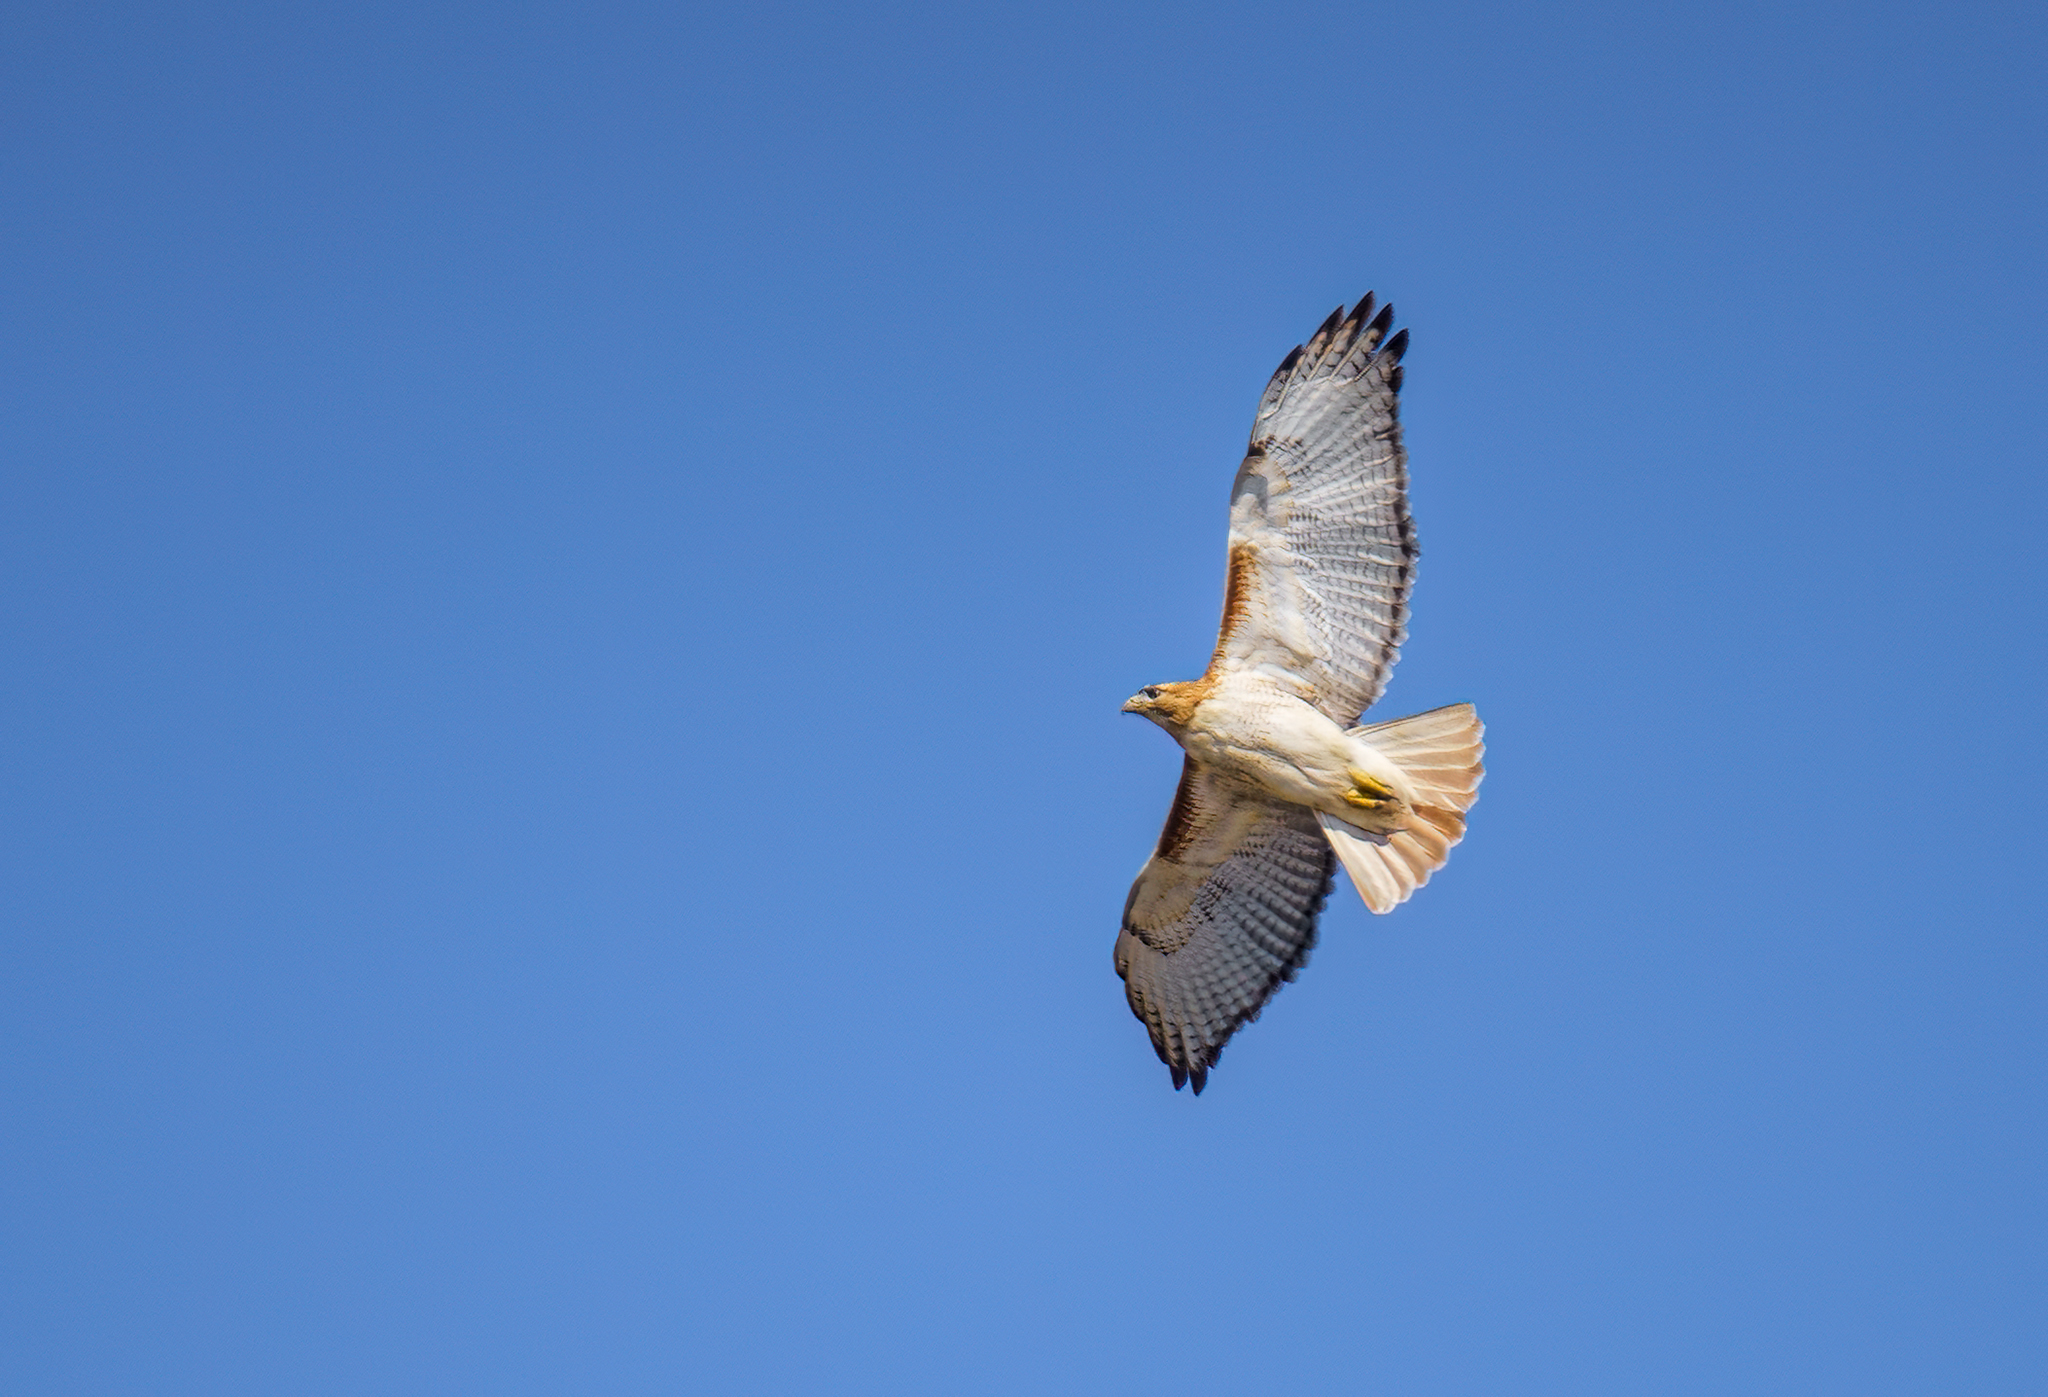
left=1120, top=695, right=1144, bottom=714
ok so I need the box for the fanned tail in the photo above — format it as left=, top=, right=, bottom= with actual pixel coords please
left=1317, top=703, right=1484, bottom=913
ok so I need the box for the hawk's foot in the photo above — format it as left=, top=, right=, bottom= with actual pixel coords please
left=1342, top=768, right=1398, bottom=811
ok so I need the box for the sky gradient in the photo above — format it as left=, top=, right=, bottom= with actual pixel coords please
left=5, top=2, right=2046, bottom=1392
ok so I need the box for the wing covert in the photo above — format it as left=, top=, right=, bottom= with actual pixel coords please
left=1210, top=294, right=1416, bottom=723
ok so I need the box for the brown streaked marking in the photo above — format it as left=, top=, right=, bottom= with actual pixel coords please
left=1154, top=757, right=1207, bottom=862
left=1205, top=542, right=1257, bottom=675
left=1248, top=435, right=1303, bottom=459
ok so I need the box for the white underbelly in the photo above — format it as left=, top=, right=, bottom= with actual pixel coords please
left=1181, top=680, right=1366, bottom=808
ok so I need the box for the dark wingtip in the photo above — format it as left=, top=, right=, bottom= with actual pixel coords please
left=1338, top=293, right=1377, bottom=352
left=1315, top=305, right=1345, bottom=341
left=1366, top=301, right=1396, bottom=346
left=1189, top=1065, right=1208, bottom=1094
left=1170, top=1064, right=1188, bottom=1091
left=1271, top=343, right=1305, bottom=380
left=1383, top=326, right=1410, bottom=363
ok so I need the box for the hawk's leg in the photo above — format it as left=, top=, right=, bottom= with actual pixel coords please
left=1342, top=768, right=1398, bottom=812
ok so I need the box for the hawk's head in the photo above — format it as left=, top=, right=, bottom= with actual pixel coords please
left=1121, top=681, right=1207, bottom=731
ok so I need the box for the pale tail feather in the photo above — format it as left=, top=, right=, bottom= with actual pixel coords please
left=1317, top=703, right=1484, bottom=914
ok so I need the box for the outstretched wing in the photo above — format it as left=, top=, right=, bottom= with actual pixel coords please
left=1208, top=294, right=1415, bottom=723
left=1115, top=759, right=1338, bottom=1093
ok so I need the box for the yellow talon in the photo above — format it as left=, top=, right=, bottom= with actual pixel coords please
left=1342, top=767, right=1401, bottom=811
left=1346, top=768, right=1396, bottom=800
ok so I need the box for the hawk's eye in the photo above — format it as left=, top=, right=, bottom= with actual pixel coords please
left=1143, top=687, right=1162, bottom=699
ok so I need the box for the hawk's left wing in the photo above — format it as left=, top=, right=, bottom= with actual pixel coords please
left=1116, top=759, right=1338, bottom=1092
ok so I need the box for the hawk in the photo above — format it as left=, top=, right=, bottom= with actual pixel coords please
left=1117, top=294, right=1484, bottom=1093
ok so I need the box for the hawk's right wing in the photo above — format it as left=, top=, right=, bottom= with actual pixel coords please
left=1207, top=294, right=1416, bottom=724
left=1116, top=759, right=1338, bottom=1093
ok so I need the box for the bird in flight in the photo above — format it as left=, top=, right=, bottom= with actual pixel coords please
left=1117, top=294, right=1483, bottom=1093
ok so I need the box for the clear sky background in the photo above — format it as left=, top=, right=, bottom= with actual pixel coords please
left=4, top=2, right=2045, bottom=1392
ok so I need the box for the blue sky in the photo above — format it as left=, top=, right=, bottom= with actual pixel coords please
left=4, top=1, right=2045, bottom=1392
